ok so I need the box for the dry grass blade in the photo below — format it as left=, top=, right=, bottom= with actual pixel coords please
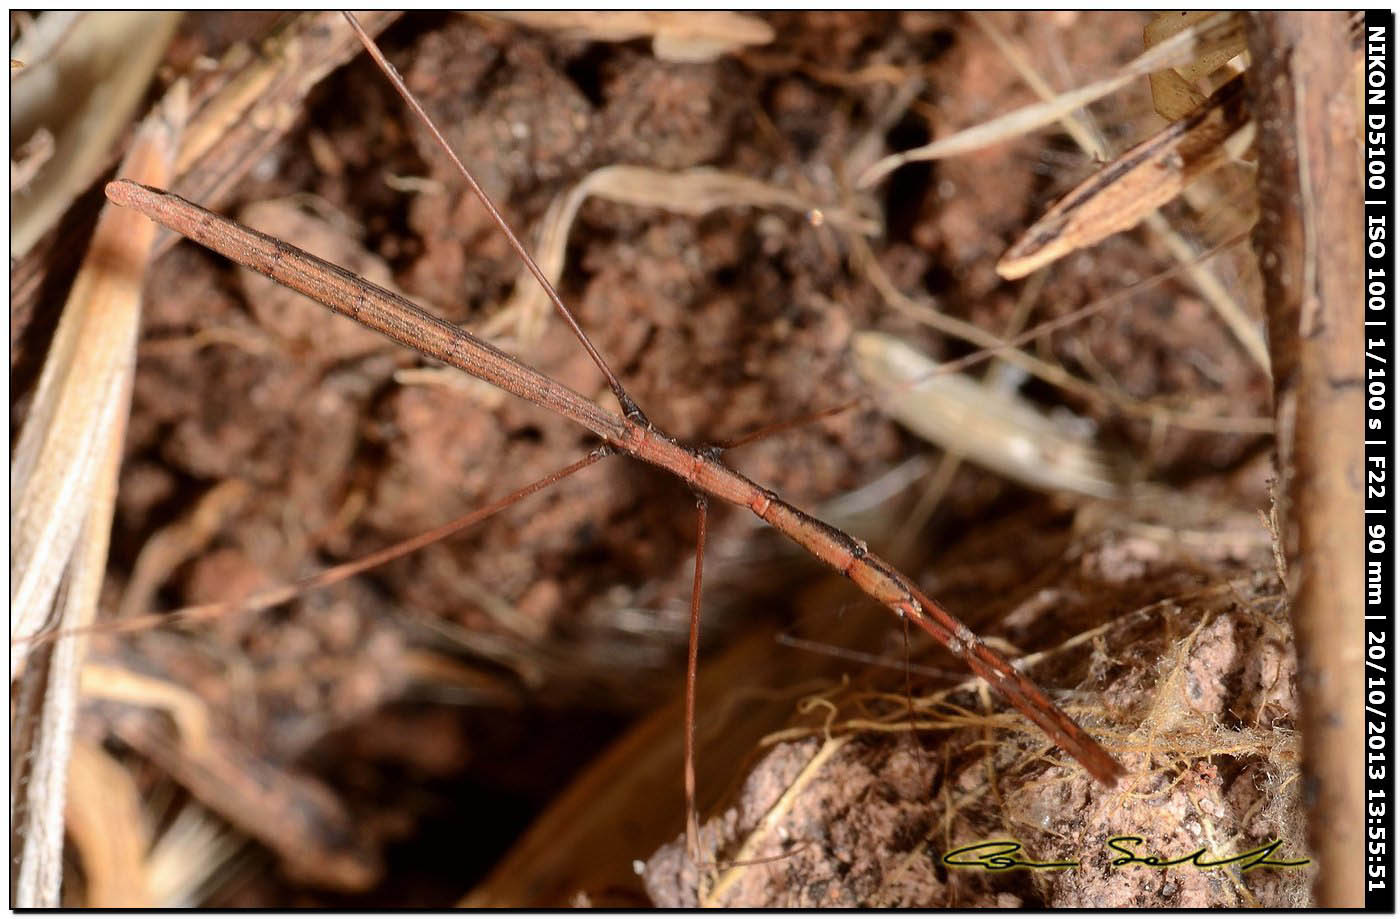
left=996, top=76, right=1251, bottom=282
left=12, top=425, right=126, bottom=906
left=9, top=82, right=184, bottom=908
left=485, top=164, right=880, bottom=343
left=11, top=12, right=401, bottom=359
left=488, top=11, right=774, bottom=62
left=858, top=11, right=1241, bottom=187
left=10, top=85, right=184, bottom=671
left=850, top=332, right=1125, bottom=499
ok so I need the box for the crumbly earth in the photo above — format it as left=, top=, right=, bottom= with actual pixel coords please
left=35, top=11, right=1278, bottom=906
left=645, top=507, right=1311, bottom=908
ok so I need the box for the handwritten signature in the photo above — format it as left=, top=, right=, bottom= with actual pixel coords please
left=942, top=837, right=1310, bottom=873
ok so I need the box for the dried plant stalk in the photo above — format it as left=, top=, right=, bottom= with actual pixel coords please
left=1244, top=11, right=1364, bottom=908
left=9, top=82, right=184, bottom=909
left=10, top=86, right=183, bottom=670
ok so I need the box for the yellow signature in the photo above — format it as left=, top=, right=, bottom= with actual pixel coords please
left=942, top=837, right=1310, bottom=873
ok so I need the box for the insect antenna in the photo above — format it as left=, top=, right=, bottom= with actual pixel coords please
left=343, top=12, right=737, bottom=868
left=684, top=497, right=709, bottom=877
left=12, top=451, right=607, bottom=649
left=342, top=12, right=647, bottom=424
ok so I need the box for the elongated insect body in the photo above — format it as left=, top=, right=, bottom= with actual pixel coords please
left=106, top=179, right=1124, bottom=785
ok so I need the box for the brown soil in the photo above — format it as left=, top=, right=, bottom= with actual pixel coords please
left=644, top=500, right=1310, bottom=908
left=25, top=11, right=1282, bottom=907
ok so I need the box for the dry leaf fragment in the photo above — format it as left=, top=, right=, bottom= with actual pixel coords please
left=489, top=11, right=774, bottom=62
left=1145, top=11, right=1248, bottom=121
left=971, top=12, right=1267, bottom=372
left=857, top=11, right=1241, bottom=187
left=851, top=332, right=1125, bottom=498
left=997, top=75, right=1251, bottom=281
